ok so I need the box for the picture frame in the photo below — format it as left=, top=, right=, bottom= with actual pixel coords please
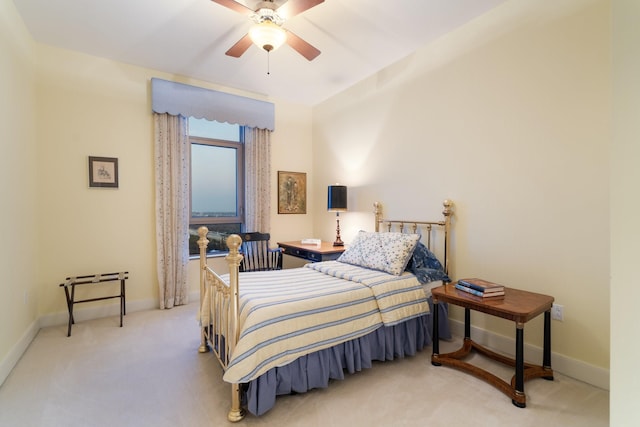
left=88, top=156, right=119, bottom=188
left=278, top=171, right=307, bottom=214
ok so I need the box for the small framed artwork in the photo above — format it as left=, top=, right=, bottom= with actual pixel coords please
left=278, top=171, right=306, bottom=214
left=88, top=156, right=119, bottom=188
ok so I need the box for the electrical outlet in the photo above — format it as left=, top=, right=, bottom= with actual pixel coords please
left=551, top=303, right=564, bottom=321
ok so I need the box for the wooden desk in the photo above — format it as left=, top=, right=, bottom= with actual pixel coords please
left=277, top=241, right=345, bottom=262
left=431, top=283, right=554, bottom=408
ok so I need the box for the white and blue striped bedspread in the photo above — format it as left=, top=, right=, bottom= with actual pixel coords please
left=220, top=261, right=429, bottom=384
left=306, top=261, right=430, bottom=326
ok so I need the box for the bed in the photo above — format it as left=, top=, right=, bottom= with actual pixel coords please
left=198, top=200, right=453, bottom=421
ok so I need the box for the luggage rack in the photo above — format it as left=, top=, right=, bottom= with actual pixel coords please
left=59, top=271, right=128, bottom=337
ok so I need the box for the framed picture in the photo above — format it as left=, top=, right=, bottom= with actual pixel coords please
left=88, top=156, right=119, bottom=188
left=278, top=171, right=306, bottom=214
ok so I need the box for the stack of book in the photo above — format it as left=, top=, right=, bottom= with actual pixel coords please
left=455, top=278, right=505, bottom=298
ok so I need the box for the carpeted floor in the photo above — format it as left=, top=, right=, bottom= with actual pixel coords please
left=0, top=303, right=609, bottom=426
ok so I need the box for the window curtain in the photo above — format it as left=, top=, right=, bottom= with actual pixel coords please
left=244, top=126, right=271, bottom=233
left=154, top=113, right=190, bottom=309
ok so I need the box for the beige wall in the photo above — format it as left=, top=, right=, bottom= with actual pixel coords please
left=33, top=44, right=314, bottom=316
left=35, top=45, right=158, bottom=316
left=1, top=0, right=314, bottom=382
left=313, top=0, right=610, bottom=386
left=0, top=0, right=39, bottom=379
left=611, top=0, right=640, bottom=422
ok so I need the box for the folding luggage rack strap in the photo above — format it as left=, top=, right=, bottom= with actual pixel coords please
left=59, top=271, right=128, bottom=337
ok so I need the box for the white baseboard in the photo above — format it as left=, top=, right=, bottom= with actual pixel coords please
left=0, top=318, right=39, bottom=387
left=2, top=299, right=609, bottom=392
left=38, top=297, right=159, bottom=328
left=448, top=318, right=610, bottom=391
left=35, top=292, right=201, bottom=330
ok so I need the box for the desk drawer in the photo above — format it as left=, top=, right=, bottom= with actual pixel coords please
left=287, top=247, right=320, bottom=261
left=279, top=242, right=344, bottom=263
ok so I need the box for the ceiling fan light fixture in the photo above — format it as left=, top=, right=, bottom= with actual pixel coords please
left=249, top=21, right=286, bottom=52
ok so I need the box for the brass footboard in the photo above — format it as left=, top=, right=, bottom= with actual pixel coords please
left=197, top=228, right=245, bottom=422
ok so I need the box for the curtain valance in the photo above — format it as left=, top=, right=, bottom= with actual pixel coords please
left=151, top=78, right=275, bottom=131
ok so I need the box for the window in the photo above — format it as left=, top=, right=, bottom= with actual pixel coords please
left=188, top=118, right=244, bottom=255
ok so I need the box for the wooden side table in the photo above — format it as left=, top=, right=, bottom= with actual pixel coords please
left=277, top=241, right=345, bottom=262
left=431, top=283, right=554, bottom=407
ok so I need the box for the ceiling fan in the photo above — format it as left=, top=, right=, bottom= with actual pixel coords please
left=212, top=0, right=324, bottom=61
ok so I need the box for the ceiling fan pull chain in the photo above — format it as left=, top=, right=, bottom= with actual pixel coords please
left=267, top=51, right=271, bottom=75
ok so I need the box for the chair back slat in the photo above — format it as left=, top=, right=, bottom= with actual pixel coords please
left=238, top=232, right=283, bottom=272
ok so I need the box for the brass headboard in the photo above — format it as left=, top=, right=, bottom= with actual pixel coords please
left=373, top=200, right=453, bottom=274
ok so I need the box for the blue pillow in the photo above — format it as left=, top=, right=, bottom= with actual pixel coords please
left=411, top=267, right=451, bottom=284
left=406, top=242, right=451, bottom=284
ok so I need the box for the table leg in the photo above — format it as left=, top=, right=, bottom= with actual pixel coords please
left=431, top=298, right=440, bottom=365
left=542, top=310, right=554, bottom=380
left=513, top=323, right=525, bottom=408
left=464, top=308, right=471, bottom=339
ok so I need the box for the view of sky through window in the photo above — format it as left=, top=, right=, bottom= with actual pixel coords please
left=191, top=144, right=237, bottom=215
left=189, top=118, right=240, bottom=217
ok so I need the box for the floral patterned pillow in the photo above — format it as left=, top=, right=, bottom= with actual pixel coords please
left=337, top=231, right=420, bottom=275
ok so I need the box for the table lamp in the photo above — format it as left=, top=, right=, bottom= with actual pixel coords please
left=327, top=185, right=347, bottom=246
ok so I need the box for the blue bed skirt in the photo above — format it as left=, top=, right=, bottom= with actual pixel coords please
left=243, top=299, right=450, bottom=416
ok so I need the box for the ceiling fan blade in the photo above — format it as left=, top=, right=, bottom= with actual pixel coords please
left=211, top=0, right=254, bottom=16
left=285, top=30, right=321, bottom=61
left=277, top=0, right=324, bottom=19
left=226, top=34, right=253, bottom=57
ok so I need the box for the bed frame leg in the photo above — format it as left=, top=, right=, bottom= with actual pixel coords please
left=198, top=326, right=209, bottom=353
left=228, top=383, right=245, bottom=422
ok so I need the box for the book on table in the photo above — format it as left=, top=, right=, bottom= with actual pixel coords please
left=457, top=278, right=505, bottom=293
left=455, top=281, right=505, bottom=298
left=454, top=283, right=505, bottom=298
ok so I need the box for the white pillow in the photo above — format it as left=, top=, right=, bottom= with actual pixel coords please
left=337, top=231, right=420, bottom=275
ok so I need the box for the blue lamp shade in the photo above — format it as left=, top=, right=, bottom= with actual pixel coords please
left=327, top=185, right=347, bottom=212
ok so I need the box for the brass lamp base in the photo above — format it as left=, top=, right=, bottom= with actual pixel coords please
left=333, top=215, right=344, bottom=246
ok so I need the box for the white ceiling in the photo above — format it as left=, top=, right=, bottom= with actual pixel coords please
left=13, top=0, right=508, bottom=106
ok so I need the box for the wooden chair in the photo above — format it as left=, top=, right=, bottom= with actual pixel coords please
left=238, top=232, right=283, bottom=272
